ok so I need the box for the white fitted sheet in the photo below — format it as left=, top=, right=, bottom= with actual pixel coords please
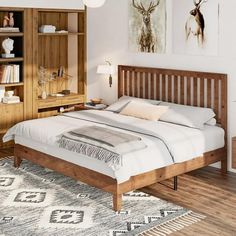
left=15, top=135, right=174, bottom=184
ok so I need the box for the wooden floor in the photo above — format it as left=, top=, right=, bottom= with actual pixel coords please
left=1, top=148, right=236, bottom=235
left=143, top=168, right=236, bottom=236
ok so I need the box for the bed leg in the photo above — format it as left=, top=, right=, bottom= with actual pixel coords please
left=113, top=194, right=122, bottom=212
left=174, top=176, right=178, bottom=191
left=14, top=156, right=22, bottom=168
left=221, top=158, right=227, bottom=175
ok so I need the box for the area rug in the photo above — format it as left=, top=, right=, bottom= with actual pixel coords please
left=0, top=157, right=205, bottom=236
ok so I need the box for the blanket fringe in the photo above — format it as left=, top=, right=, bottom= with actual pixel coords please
left=138, top=211, right=206, bottom=236
left=59, top=137, right=122, bottom=167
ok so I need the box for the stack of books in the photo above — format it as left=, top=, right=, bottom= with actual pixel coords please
left=85, top=102, right=107, bottom=110
left=0, top=27, right=20, bottom=33
left=0, top=65, right=20, bottom=84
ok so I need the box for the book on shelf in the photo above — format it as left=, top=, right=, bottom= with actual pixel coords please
left=0, top=64, right=20, bottom=84
left=0, top=27, right=20, bottom=33
left=0, top=86, right=5, bottom=102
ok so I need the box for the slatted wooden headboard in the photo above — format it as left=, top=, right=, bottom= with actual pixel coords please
left=118, top=65, right=228, bottom=132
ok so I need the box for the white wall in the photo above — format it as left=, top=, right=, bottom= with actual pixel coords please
left=87, top=0, right=236, bottom=172
left=0, top=0, right=84, bottom=9
left=0, top=0, right=235, bottom=172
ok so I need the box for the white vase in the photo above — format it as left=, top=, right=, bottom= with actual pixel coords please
left=41, top=91, right=47, bottom=99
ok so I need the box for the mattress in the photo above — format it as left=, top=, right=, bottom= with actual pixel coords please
left=9, top=110, right=225, bottom=184
left=15, top=135, right=174, bottom=184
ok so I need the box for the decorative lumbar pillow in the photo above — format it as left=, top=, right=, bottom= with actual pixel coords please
left=120, top=101, right=169, bottom=121
left=159, top=102, right=216, bottom=129
left=106, top=96, right=161, bottom=113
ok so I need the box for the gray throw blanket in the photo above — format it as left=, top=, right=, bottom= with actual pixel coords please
left=59, top=126, right=147, bottom=169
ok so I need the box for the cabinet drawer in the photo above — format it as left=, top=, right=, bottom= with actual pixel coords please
left=61, top=95, right=84, bottom=106
left=38, top=110, right=59, bottom=118
left=38, top=99, right=61, bottom=109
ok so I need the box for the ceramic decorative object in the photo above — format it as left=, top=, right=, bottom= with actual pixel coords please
left=2, top=38, right=15, bottom=58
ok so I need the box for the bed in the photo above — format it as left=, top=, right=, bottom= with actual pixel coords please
left=3, top=65, right=228, bottom=211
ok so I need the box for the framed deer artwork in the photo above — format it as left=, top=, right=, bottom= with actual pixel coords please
left=129, top=0, right=166, bottom=54
left=173, top=0, right=219, bottom=56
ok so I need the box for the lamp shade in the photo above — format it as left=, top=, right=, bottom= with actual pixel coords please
left=97, top=65, right=115, bottom=75
left=83, top=0, right=106, bottom=8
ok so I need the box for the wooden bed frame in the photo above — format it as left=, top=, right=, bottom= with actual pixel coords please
left=14, top=65, right=228, bottom=211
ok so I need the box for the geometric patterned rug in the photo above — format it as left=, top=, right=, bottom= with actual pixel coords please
left=0, top=157, right=205, bottom=236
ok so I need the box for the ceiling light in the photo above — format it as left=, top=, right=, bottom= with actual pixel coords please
left=83, top=0, right=106, bottom=8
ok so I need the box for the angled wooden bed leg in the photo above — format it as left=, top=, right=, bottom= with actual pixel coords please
left=221, top=149, right=227, bottom=175
left=221, top=158, right=227, bottom=175
left=113, top=194, right=122, bottom=212
left=14, top=145, right=22, bottom=168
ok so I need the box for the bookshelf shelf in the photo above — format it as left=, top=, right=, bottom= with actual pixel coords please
left=0, top=57, right=24, bottom=63
left=38, top=32, right=84, bottom=36
left=0, top=32, right=24, bottom=37
left=0, top=82, right=24, bottom=87
left=0, top=101, right=23, bottom=107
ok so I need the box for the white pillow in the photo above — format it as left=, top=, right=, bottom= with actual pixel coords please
left=205, top=118, right=217, bottom=126
left=159, top=102, right=216, bottom=129
left=106, top=96, right=161, bottom=113
left=120, top=101, right=169, bottom=121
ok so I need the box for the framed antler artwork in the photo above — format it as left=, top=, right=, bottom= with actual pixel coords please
left=129, top=0, right=166, bottom=54
left=173, top=0, right=219, bottom=56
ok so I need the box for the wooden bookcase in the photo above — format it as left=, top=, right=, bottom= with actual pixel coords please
left=0, top=7, right=87, bottom=148
left=33, top=9, right=86, bottom=118
left=0, top=8, right=25, bottom=148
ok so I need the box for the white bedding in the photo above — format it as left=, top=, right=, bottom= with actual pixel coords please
left=3, top=110, right=225, bottom=183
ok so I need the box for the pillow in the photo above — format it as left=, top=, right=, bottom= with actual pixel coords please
left=120, top=101, right=169, bottom=121
left=159, top=102, right=215, bottom=129
left=106, top=96, right=160, bottom=113
left=205, top=118, right=217, bottom=126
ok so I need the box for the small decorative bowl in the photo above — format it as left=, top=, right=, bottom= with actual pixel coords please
left=90, top=98, right=102, bottom=104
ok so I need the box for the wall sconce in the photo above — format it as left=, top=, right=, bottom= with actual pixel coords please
left=97, top=61, right=115, bottom=87
left=83, top=0, right=106, bottom=8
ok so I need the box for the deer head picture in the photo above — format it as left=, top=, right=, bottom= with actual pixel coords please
left=185, top=0, right=208, bottom=46
left=129, top=0, right=166, bottom=53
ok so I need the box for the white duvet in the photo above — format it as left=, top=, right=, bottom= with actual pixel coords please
left=3, top=110, right=225, bottom=183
